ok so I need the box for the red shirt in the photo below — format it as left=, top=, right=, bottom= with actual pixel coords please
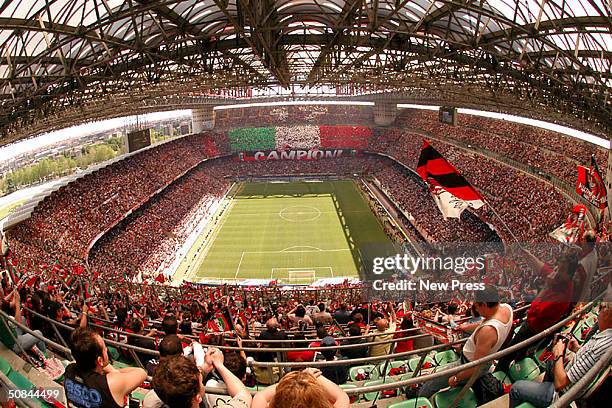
left=393, top=330, right=414, bottom=353
left=527, top=264, right=573, bottom=332
left=287, top=350, right=315, bottom=362
left=394, top=338, right=414, bottom=353
left=350, top=322, right=366, bottom=329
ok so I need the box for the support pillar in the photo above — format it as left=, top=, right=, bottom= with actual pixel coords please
left=192, top=106, right=215, bottom=133
left=373, top=99, right=397, bottom=126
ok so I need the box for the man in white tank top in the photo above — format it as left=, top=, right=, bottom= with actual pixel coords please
left=419, top=286, right=513, bottom=398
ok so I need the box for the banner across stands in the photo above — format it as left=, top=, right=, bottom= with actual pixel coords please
left=235, top=149, right=362, bottom=161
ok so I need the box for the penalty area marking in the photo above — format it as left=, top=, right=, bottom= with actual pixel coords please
left=234, top=248, right=348, bottom=279
left=270, top=266, right=334, bottom=280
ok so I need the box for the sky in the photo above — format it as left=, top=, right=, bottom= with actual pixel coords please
left=0, top=102, right=608, bottom=165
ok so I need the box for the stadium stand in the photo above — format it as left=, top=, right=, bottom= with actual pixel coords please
left=1, top=0, right=610, bottom=406
left=0, top=88, right=610, bottom=408
left=228, top=128, right=277, bottom=152
left=395, top=110, right=608, bottom=187
left=0, top=272, right=609, bottom=408
left=319, top=126, right=372, bottom=149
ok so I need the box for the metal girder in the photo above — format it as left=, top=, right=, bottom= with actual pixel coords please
left=0, top=0, right=610, bottom=143
left=477, top=16, right=612, bottom=44
left=133, top=0, right=193, bottom=35
left=236, top=0, right=289, bottom=85
left=419, top=0, right=474, bottom=28
left=0, top=17, right=127, bottom=47
left=1, top=31, right=610, bottom=135
left=306, top=0, right=364, bottom=85
left=132, top=0, right=267, bottom=82
left=0, top=55, right=91, bottom=66
left=314, top=0, right=416, bottom=86
left=211, top=0, right=289, bottom=87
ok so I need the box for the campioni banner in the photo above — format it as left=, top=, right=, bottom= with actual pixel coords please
left=549, top=204, right=587, bottom=243
left=235, top=149, right=361, bottom=161
left=576, top=155, right=608, bottom=209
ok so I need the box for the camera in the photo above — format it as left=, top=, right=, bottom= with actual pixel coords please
left=183, top=341, right=207, bottom=369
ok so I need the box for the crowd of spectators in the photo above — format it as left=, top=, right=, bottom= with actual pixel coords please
left=3, top=118, right=602, bottom=322
left=1, top=110, right=610, bottom=407
left=229, top=125, right=372, bottom=153
left=368, top=158, right=499, bottom=242
left=369, top=129, right=573, bottom=243
left=228, top=128, right=276, bottom=152
left=89, top=152, right=508, bottom=287
left=214, top=105, right=373, bottom=130
left=91, top=156, right=398, bottom=283
left=455, top=114, right=607, bottom=166
left=219, top=107, right=607, bottom=187
left=7, top=133, right=222, bottom=270
left=1, top=265, right=608, bottom=407
left=9, top=108, right=584, bottom=281
left=395, top=109, right=607, bottom=185
left=275, top=126, right=321, bottom=150
left=318, top=125, right=372, bottom=149
left=89, top=160, right=232, bottom=281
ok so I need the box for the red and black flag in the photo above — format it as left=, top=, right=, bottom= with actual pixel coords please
left=577, top=155, right=608, bottom=210
left=417, top=140, right=484, bottom=219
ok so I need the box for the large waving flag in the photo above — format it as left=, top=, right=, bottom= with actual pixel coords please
left=576, top=155, right=608, bottom=210
left=417, top=140, right=484, bottom=219
left=550, top=204, right=587, bottom=243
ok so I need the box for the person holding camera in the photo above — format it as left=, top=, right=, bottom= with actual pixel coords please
left=152, top=348, right=251, bottom=408
left=509, top=301, right=612, bottom=407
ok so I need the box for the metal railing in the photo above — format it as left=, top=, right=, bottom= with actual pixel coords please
left=550, top=347, right=612, bottom=408
left=0, top=300, right=606, bottom=408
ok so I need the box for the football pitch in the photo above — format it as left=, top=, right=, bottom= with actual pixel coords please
left=176, top=179, right=393, bottom=284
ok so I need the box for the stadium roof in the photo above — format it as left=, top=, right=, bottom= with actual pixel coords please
left=0, top=0, right=610, bottom=144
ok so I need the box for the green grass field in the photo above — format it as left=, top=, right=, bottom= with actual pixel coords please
left=178, top=180, right=393, bottom=284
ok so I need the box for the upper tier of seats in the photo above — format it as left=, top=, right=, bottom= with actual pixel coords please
left=7, top=133, right=222, bottom=266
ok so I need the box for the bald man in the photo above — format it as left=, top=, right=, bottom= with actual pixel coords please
left=255, top=317, right=287, bottom=385
left=367, top=304, right=397, bottom=357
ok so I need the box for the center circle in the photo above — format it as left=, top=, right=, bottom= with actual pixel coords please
left=279, top=205, right=322, bottom=222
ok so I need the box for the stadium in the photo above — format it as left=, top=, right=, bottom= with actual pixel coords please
left=0, top=1, right=610, bottom=408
